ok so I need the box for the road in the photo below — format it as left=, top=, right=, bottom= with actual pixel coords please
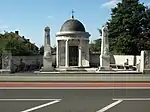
left=0, top=89, right=150, bottom=112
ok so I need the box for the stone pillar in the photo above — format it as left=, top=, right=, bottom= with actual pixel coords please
left=65, top=40, right=69, bottom=67
left=78, top=40, right=82, bottom=67
left=41, top=26, right=54, bottom=72
left=140, top=51, right=144, bottom=73
left=56, top=40, right=59, bottom=67
left=86, top=40, right=90, bottom=67
left=98, top=24, right=111, bottom=70
left=140, top=50, right=150, bottom=74
left=2, top=51, right=12, bottom=71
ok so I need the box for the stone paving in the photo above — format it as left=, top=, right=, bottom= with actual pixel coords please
left=0, top=71, right=149, bottom=82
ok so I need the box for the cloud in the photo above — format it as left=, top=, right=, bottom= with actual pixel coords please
left=0, top=25, right=9, bottom=33
left=47, top=16, right=53, bottom=19
left=145, top=3, right=150, bottom=7
left=0, top=25, right=9, bottom=29
left=13, top=28, right=20, bottom=31
left=101, top=0, right=121, bottom=8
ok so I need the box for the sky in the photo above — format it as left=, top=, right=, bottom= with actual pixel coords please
left=0, top=0, right=149, bottom=47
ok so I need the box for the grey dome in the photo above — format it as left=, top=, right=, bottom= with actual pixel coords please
left=60, top=19, right=85, bottom=32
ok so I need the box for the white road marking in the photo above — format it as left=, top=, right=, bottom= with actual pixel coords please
left=0, top=99, right=61, bottom=112
left=96, top=100, right=123, bottom=112
left=21, top=100, right=60, bottom=112
left=113, top=98, right=150, bottom=101
left=0, top=99, right=61, bottom=101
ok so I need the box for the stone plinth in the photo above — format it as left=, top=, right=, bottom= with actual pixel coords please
left=99, top=55, right=112, bottom=70
left=41, top=54, right=54, bottom=72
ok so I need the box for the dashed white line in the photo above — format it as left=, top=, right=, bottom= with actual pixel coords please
left=0, top=99, right=61, bottom=112
left=96, top=100, right=123, bottom=112
left=0, top=99, right=61, bottom=101
left=113, top=98, right=150, bottom=101
left=21, top=100, right=61, bottom=112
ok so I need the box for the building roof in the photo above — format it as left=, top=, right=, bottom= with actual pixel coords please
left=60, top=19, right=85, bottom=32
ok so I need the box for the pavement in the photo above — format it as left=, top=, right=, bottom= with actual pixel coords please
left=0, top=89, right=150, bottom=112
left=1, top=82, right=150, bottom=89
left=0, top=72, right=149, bottom=82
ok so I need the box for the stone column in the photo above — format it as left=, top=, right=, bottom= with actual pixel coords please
left=56, top=40, right=59, bottom=67
left=86, top=40, right=90, bottom=67
left=140, top=51, right=144, bottom=73
left=98, top=24, right=111, bottom=70
left=140, top=50, right=150, bottom=74
left=2, top=51, right=12, bottom=71
left=78, top=40, right=82, bottom=67
left=65, top=39, right=69, bottom=67
left=41, top=26, right=54, bottom=72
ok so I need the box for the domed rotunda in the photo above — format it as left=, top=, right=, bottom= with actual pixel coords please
left=56, top=15, right=90, bottom=68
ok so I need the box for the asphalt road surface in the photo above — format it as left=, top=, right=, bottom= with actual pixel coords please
left=0, top=89, right=150, bottom=112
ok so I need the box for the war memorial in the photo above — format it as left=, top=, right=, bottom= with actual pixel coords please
left=38, top=14, right=149, bottom=74
left=0, top=14, right=150, bottom=75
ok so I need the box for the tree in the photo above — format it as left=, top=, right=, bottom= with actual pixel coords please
left=39, top=45, right=56, bottom=55
left=0, top=32, right=39, bottom=56
left=107, top=0, right=150, bottom=55
left=89, top=39, right=101, bottom=52
left=39, top=46, right=44, bottom=55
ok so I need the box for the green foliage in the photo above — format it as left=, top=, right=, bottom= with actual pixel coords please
left=107, top=0, right=150, bottom=55
left=52, top=45, right=56, bottom=53
left=39, top=45, right=56, bottom=55
left=0, top=32, right=39, bottom=56
left=39, top=46, right=44, bottom=55
left=89, top=39, right=101, bottom=52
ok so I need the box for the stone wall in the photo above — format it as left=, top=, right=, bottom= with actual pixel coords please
left=12, top=56, right=43, bottom=65
left=12, top=55, right=56, bottom=65
left=10, top=54, right=56, bottom=72
left=0, top=52, right=143, bottom=72
left=112, top=55, right=140, bottom=66
left=89, top=53, right=100, bottom=67
left=89, top=53, right=141, bottom=67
